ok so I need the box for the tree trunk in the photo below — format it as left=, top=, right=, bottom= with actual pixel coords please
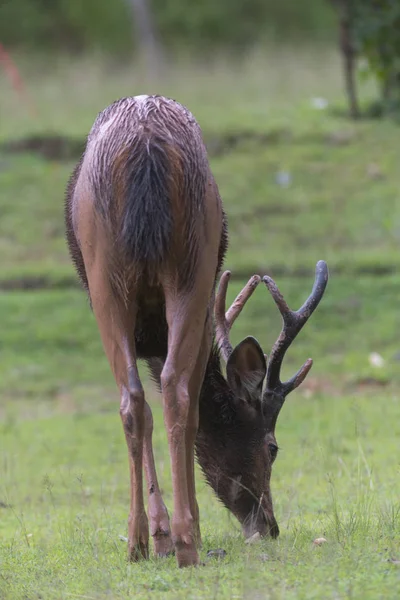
left=127, top=0, right=164, bottom=76
left=339, top=12, right=360, bottom=119
left=330, top=0, right=360, bottom=119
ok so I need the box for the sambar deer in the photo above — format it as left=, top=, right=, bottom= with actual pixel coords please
left=65, top=95, right=328, bottom=568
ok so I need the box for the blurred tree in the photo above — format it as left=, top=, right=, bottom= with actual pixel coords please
left=0, top=0, right=132, bottom=54
left=0, top=0, right=335, bottom=54
left=354, top=0, right=400, bottom=115
left=330, top=0, right=360, bottom=118
left=331, top=0, right=400, bottom=118
left=126, top=0, right=164, bottom=74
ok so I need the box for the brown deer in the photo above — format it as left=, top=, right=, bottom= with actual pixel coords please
left=65, top=95, right=328, bottom=568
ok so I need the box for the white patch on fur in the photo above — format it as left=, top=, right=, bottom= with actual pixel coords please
left=134, top=94, right=149, bottom=103
left=94, top=111, right=120, bottom=142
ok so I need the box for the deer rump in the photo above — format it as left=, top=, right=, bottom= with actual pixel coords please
left=66, top=96, right=223, bottom=317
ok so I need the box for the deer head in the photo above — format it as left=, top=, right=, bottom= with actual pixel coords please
left=196, top=261, right=329, bottom=540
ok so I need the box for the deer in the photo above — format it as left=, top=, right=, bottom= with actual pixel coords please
left=65, top=95, right=329, bottom=568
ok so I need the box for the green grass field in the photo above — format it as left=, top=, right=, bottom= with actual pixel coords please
left=1, top=46, right=400, bottom=599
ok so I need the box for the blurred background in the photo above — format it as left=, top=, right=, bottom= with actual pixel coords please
left=1, top=0, right=400, bottom=404
left=1, top=2, right=400, bottom=597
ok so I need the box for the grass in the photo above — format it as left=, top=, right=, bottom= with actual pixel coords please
left=2, top=386, right=400, bottom=599
left=1, top=45, right=400, bottom=598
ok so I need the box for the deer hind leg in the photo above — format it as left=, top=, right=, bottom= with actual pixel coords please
left=185, top=308, right=214, bottom=549
left=147, top=339, right=210, bottom=553
left=86, top=269, right=149, bottom=562
left=160, top=272, right=216, bottom=568
left=143, top=400, right=174, bottom=557
left=120, top=354, right=149, bottom=562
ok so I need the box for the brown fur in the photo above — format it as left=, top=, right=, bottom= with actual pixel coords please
left=65, top=95, right=281, bottom=568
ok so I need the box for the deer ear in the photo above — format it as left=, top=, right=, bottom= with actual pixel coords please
left=226, top=336, right=266, bottom=401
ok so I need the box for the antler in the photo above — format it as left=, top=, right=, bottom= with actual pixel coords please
left=215, top=271, right=261, bottom=362
left=262, top=260, right=329, bottom=431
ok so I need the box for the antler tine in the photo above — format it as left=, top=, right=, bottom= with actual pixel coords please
left=215, top=270, right=232, bottom=362
left=225, top=275, right=261, bottom=325
left=215, top=271, right=261, bottom=363
left=263, top=260, right=329, bottom=399
left=296, top=260, right=330, bottom=319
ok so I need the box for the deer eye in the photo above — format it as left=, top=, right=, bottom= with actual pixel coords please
left=268, top=443, right=279, bottom=461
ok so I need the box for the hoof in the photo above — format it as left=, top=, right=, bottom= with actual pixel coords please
left=154, top=532, right=175, bottom=558
left=175, top=541, right=200, bottom=568
left=128, top=540, right=149, bottom=561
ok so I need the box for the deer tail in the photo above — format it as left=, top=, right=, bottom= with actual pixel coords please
left=119, top=136, right=178, bottom=268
